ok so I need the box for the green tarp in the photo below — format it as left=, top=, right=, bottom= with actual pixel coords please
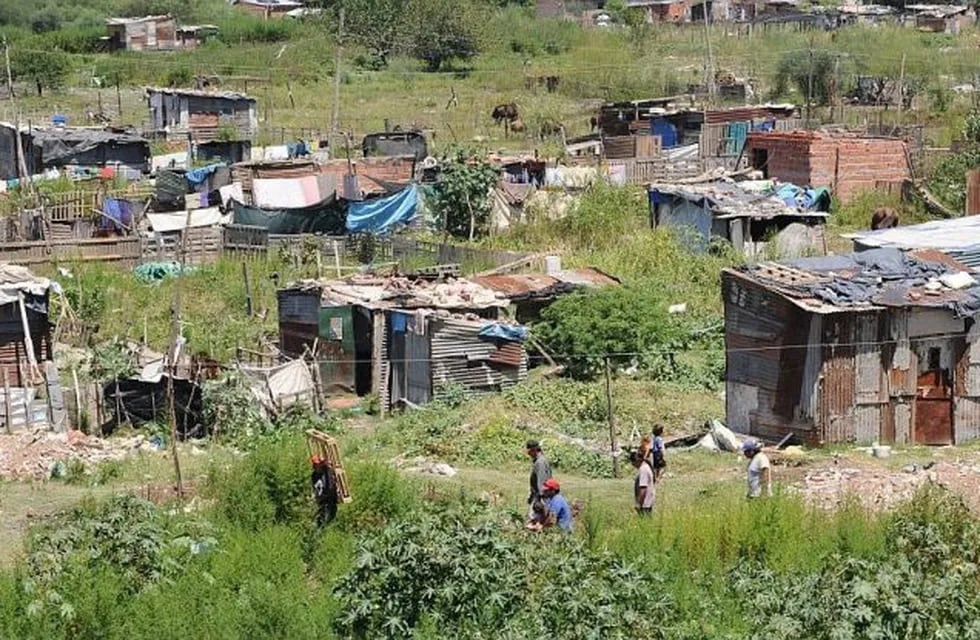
left=231, top=195, right=346, bottom=235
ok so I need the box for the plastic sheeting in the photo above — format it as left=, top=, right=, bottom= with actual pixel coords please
left=146, top=207, right=228, bottom=233
left=185, top=163, right=223, bottom=186
left=345, top=185, right=417, bottom=234
left=241, top=359, right=316, bottom=416
left=253, top=175, right=326, bottom=208
left=775, top=183, right=831, bottom=212
left=231, top=196, right=345, bottom=235
left=478, top=323, right=528, bottom=342
left=102, top=377, right=205, bottom=438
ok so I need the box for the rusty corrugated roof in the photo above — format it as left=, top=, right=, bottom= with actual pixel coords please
left=471, top=268, right=619, bottom=299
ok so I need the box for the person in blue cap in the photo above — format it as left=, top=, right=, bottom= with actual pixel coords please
left=742, top=439, right=772, bottom=499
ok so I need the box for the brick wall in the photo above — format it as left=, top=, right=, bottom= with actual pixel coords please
left=746, top=132, right=911, bottom=204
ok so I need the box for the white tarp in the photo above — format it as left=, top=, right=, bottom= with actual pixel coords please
left=0, top=264, right=54, bottom=306
left=219, top=182, right=244, bottom=207
left=241, top=359, right=316, bottom=415
left=252, top=176, right=324, bottom=208
left=146, top=207, right=229, bottom=233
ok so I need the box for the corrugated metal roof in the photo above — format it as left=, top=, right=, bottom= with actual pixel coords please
left=471, top=268, right=619, bottom=299
left=106, top=15, right=171, bottom=25
left=144, top=87, right=255, bottom=102
left=849, top=217, right=980, bottom=273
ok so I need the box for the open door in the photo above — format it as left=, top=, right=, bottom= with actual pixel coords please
left=914, top=347, right=953, bottom=445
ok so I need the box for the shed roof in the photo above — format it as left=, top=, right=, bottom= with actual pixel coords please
left=471, top=267, right=620, bottom=300
left=726, top=248, right=980, bottom=317
left=285, top=276, right=508, bottom=311
left=0, top=264, right=56, bottom=306
left=847, top=217, right=980, bottom=273
left=144, top=87, right=255, bottom=102
left=650, top=181, right=828, bottom=220
left=106, top=15, right=172, bottom=25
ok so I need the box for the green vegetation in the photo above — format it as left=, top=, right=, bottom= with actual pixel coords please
left=428, top=149, right=499, bottom=240
left=5, top=428, right=980, bottom=639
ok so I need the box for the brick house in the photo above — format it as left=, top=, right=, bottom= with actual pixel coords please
left=744, top=131, right=911, bottom=204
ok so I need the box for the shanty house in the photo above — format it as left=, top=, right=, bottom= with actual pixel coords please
left=906, top=4, right=973, bottom=34
left=744, top=131, right=912, bottom=204
left=233, top=0, right=304, bottom=19
left=723, top=248, right=980, bottom=446
left=277, top=277, right=527, bottom=412
left=472, top=266, right=621, bottom=323
left=146, top=88, right=258, bottom=143
left=105, top=15, right=176, bottom=51
left=649, top=181, right=828, bottom=256
left=0, top=123, right=150, bottom=181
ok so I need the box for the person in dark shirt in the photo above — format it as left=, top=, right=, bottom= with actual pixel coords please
left=311, top=456, right=339, bottom=526
left=525, top=439, right=552, bottom=520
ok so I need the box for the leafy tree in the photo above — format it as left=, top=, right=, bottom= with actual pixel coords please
left=406, top=0, right=483, bottom=71
left=10, top=49, right=70, bottom=97
left=340, top=0, right=410, bottom=68
left=773, top=49, right=837, bottom=105
left=429, top=149, right=499, bottom=240
left=965, top=109, right=980, bottom=145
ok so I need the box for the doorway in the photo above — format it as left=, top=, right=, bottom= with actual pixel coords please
left=914, top=347, right=953, bottom=445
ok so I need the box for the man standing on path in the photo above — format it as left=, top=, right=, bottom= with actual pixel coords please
left=631, top=450, right=656, bottom=516
left=526, top=439, right=552, bottom=518
left=742, top=439, right=772, bottom=499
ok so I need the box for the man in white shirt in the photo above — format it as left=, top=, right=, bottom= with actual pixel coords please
left=742, top=439, right=772, bottom=498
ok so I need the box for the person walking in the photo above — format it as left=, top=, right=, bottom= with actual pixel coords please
left=742, top=439, right=772, bottom=499
left=525, top=439, right=552, bottom=518
left=310, top=455, right=339, bottom=526
left=651, top=424, right=667, bottom=481
left=631, top=450, right=656, bottom=516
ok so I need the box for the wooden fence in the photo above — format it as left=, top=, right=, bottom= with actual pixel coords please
left=0, top=237, right=142, bottom=266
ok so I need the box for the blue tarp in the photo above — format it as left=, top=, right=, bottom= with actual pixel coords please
left=101, top=198, right=133, bottom=231
left=650, top=118, right=678, bottom=148
left=775, top=183, right=831, bottom=212
left=479, top=323, right=528, bottom=343
left=346, top=185, right=417, bottom=234
left=185, top=163, right=223, bottom=186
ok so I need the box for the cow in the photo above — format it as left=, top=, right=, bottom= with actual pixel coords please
left=508, top=117, right=526, bottom=134
left=492, top=102, right=519, bottom=125
left=870, top=207, right=900, bottom=230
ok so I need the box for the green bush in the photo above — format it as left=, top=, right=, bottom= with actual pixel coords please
left=334, top=502, right=670, bottom=639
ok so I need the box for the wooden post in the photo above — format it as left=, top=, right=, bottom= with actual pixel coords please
left=3, top=369, right=11, bottom=434
left=967, top=169, right=980, bottom=216
left=115, top=76, right=122, bottom=116
left=242, top=261, right=254, bottom=317
left=18, top=292, right=38, bottom=378
left=332, top=239, right=342, bottom=277
left=897, top=53, right=907, bottom=117
left=605, top=357, right=619, bottom=478
left=331, top=7, right=344, bottom=135
left=72, top=368, right=82, bottom=429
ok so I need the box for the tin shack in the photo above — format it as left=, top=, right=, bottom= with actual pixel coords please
left=277, top=276, right=527, bottom=412
left=723, top=248, right=980, bottom=446
left=146, top=88, right=258, bottom=143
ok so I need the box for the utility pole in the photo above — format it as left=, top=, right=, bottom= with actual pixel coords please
left=331, top=7, right=345, bottom=135
left=605, top=357, right=619, bottom=479
left=806, top=36, right=815, bottom=129
left=897, top=53, right=907, bottom=117
left=701, top=3, right=715, bottom=101
left=2, top=37, right=14, bottom=100
left=165, top=209, right=194, bottom=502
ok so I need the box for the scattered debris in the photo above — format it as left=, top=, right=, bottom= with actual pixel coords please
left=0, top=429, right=144, bottom=481
left=392, top=456, right=458, bottom=477
left=800, top=459, right=980, bottom=511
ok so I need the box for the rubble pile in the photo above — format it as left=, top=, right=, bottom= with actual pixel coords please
left=0, top=429, right=147, bottom=481
left=801, top=460, right=980, bottom=511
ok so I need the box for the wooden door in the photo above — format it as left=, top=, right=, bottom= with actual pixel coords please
left=915, top=368, right=953, bottom=445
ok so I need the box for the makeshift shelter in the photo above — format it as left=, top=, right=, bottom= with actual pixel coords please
left=649, top=180, right=828, bottom=256
left=0, top=265, right=63, bottom=432
left=723, top=248, right=980, bottom=446
left=362, top=132, right=427, bottom=162
left=146, top=88, right=258, bottom=143
left=105, top=15, right=177, bottom=51
left=277, top=276, right=525, bottom=412
left=472, top=266, right=621, bottom=323
left=232, top=196, right=346, bottom=235
left=0, top=123, right=150, bottom=181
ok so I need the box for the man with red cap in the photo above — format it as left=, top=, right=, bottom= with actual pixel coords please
left=542, top=478, right=573, bottom=533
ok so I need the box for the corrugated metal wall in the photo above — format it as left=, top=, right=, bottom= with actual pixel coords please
left=429, top=316, right=526, bottom=402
